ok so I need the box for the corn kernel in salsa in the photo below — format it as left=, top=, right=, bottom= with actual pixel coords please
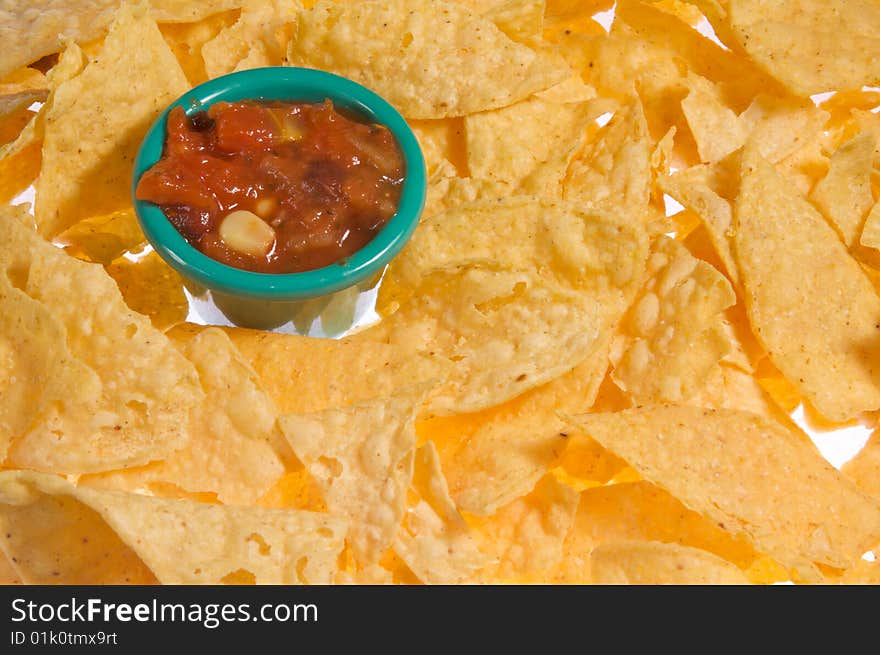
left=135, top=99, right=405, bottom=274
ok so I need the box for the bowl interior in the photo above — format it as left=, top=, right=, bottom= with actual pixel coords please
left=132, top=67, right=426, bottom=301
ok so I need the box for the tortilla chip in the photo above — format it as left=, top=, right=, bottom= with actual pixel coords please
left=738, top=95, right=829, bottom=165
left=615, top=0, right=785, bottom=110
left=0, top=473, right=158, bottom=584
left=0, top=141, right=40, bottom=205
left=0, top=549, right=22, bottom=584
left=482, top=0, right=545, bottom=46
left=689, top=363, right=782, bottom=424
left=0, top=104, right=35, bottom=149
left=590, top=541, right=750, bottom=584
left=0, top=470, right=346, bottom=584
left=254, top=454, right=327, bottom=504
left=0, top=0, right=245, bottom=79
left=169, top=325, right=442, bottom=415
left=568, top=405, right=880, bottom=575
left=843, top=431, right=880, bottom=501
left=0, top=45, right=86, bottom=204
left=852, top=109, right=880, bottom=168
left=0, top=272, right=100, bottom=465
left=105, top=250, right=188, bottom=331
left=809, top=132, right=876, bottom=247
left=409, top=118, right=467, bottom=178
left=159, top=10, right=240, bottom=85
left=681, top=73, right=747, bottom=163
left=564, top=97, right=652, bottom=212
left=419, top=332, right=610, bottom=515
left=202, top=0, right=299, bottom=79
left=81, top=328, right=287, bottom=505
left=0, top=68, right=48, bottom=118
left=533, top=75, right=598, bottom=104
left=393, top=442, right=487, bottom=583
left=611, top=236, right=735, bottom=402
left=57, top=209, right=145, bottom=265
left=559, top=480, right=773, bottom=585
left=658, top=159, right=741, bottom=283
left=860, top=201, right=880, bottom=252
left=35, top=3, right=190, bottom=237
left=464, top=96, right=597, bottom=188
left=841, top=558, right=880, bottom=585
left=278, top=390, right=423, bottom=568
left=734, top=145, right=880, bottom=422
left=0, top=208, right=202, bottom=473
left=387, top=196, right=648, bottom=297
left=288, top=0, right=568, bottom=118
left=727, top=0, right=880, bottom=95
left=420, top=173, right=515, bottom=220
left=370, top=267, right=606, bottom=416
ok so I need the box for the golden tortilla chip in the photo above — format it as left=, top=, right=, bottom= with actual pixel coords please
left=843, top=431, right=880, bottom=502
left=288, top=0, right=568, bottom=118
left=278, top=390, right=424, bottom=568
left=544, top=0, right=613, bottom=40
left=370, top=267, right=606, bottom=416
left=159, top=10, right=240, bottom=85
left=0, top=44, right=86, bottom=203
left=590, top=541, right=750, bottom=585
left=0, top=0, right=244, bottom=79
left=0, top=68, right=48, bottom=118
left=809, top=132, right=876, bottom=247
left=168, top=325, right=443, bottom=415
left=0, top=208, right=202, bottom=473
left=202, top=0, right=299, bottom=79
left=0, top=470, right=347, bottom=584
left=0, top=473, right=159, bottom=584
left=471, top=475, right=578, bottom=583
left=35, top=3, right=190, bottom=237
left=564, top=97, right=652, bottom=212
left=464, top=96, right=597, bottom=188
left=615, top=0, right=785, bottom=110
left=105, top=250, right=188, bottom=331
left=57, top=209, right=145, bottom=265
left=726, top=0, right=880, bottom=95
left=0, top=141, right=40, bottom=205
left=533, top=75, right=599, bottom=104
left=555, top=481, right=771, bottom=584
left=851, top=109, right=880, bottom=168
left=841, top=558, right=880, bottom=585
left=0, top=272, right=100, bottom=465
left=0, top=549, right=22, bottom=584
left=658, top=162, right=739, bottom=284
left=689, top=363, right=782, bottom=423
left=738, top=95, right=829, bottom=165
left=409, top=118, right=467, bottom=177
left=256, top=468, right=327, bottom=513
left=681, top=73, right=747, bottom=163
left=81, top=328, right=287, bottom=505
left=611, top=236, right=735, bottom=403
left=860, top=201, right=880, bottom=252
left=0, top=104, right=35, bottom=148
left=568, top=405, right=880, bottom=576
left=734, top=145, right=880, bottom=422
left=419, top=332, right=610, bottom=515
left=482, top=0, right=545, bottom=46
left=392, top=442, right=487, bottom=583
left=388, top=196, right=648, bottom=297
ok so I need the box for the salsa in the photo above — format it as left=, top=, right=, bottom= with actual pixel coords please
left=135, top=99, right=405, bottom=274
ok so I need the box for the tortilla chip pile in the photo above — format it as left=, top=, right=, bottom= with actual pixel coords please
left=2, top=0, right=880, bottom=585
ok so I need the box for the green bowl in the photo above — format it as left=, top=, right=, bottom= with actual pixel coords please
left=131, top=67, right=426, bottom=326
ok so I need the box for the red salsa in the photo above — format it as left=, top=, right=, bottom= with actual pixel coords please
left=135, top=99, right=405, bottom=274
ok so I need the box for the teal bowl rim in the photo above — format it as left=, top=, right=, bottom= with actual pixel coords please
left=132, top=67, right=426, bottom=301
